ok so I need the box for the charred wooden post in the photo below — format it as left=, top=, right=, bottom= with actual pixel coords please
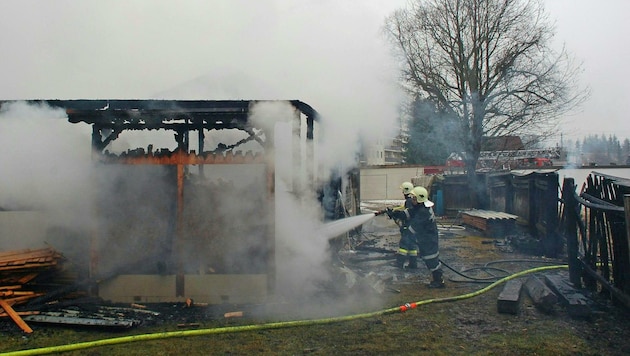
left=609, top=195, right=629, bottom=295
left=624, top=194, right=630, bottom=296
left=536, top=172, right=562, bottom=257
left=175, top=161, right=185, bottom=297
left=561, top=178, right=581, bottom=287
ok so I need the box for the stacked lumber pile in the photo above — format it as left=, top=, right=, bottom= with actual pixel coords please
left=0, top=247, right=71, bottom=333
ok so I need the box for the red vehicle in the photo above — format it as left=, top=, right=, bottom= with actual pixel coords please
left=446, top=152, right=553, bottom=170
left=446, top=152, right=466, bottom=167
left=520, top=157, right=553, bottom=167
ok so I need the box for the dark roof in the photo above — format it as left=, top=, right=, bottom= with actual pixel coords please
left=0, top=99, right=320, bottom=154
left=482, top=136, right=524, bottom=151
left=0, top=99, right=318, bottom=131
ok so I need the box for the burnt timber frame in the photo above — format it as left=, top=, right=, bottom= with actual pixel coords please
left=560, top=172, right=630, bottom=308
left=1, top=99, right=319, bottom=300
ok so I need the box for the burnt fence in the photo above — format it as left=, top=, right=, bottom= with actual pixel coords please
left=437, top=170, right=562, bottom=257
left=560, top=172, right=630, bottom=308
left=432, top=169, right=630, bottom=307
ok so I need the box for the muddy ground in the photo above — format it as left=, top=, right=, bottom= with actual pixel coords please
left=350, top=211, right=630, bottom=356
left=1, top=210, right=630, bottom=355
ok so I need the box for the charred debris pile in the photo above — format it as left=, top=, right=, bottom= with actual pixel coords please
left=0, top=246, right=174, bottom=333
left=0, top=246, right=80, bottom=333
left=0, top=246, right=273, bottom=334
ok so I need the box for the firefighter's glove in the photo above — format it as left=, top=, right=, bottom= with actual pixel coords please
left=375, top=208, right=394, bottom=219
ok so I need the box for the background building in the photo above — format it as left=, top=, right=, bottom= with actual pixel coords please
left=360, top=130, right=406, bottom=166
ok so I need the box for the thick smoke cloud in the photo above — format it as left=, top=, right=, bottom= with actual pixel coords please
left=0, top=99, right=383, bottom=312
left=0, top=0, right=408, bottom=312
left=0, top=1, right=406, bottom=166
left=0, top=102, right=94, bottom=237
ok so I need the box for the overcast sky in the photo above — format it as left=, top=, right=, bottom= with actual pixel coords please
left=1, top=0, right=628, bottom=145
left=544, top=0, right=630, bottom=142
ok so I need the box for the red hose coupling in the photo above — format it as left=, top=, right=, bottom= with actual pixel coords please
left=399, top=302, right=417, bottom=312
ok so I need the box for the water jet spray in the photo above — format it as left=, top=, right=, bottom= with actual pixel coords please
left=317, top=213, right=376, bottom=240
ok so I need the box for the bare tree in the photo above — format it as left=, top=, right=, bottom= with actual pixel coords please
left=385, top=0, right=587, bottom=205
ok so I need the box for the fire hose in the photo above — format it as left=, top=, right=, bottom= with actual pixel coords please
left=0, top=264, right=568, bottom=356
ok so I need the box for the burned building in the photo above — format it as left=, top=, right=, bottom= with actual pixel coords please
left=0, top=99, right=354, bottom=304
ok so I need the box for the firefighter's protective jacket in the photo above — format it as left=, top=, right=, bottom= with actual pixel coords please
left=408, top=203, right=440, bottom=265
left=388, top=198, right=418, bottom=256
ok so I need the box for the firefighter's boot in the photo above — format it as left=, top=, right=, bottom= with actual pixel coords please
left=428, top=269, right=445, bottom=288
left=392, top=254, right=406, bottom=269
left=407, top=256, right=418, bottom=269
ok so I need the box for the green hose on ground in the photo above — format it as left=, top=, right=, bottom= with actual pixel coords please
left=0, top=264, right=568, bottom=356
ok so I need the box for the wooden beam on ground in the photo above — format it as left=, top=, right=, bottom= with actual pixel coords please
left=0, top=290, right=35, bottom=297
left=0, top=299, right=33, bottom=333
left=497, top=279, right=523, bottom=315
left=544, top=273, right=591, bottom=318
left=524, top=275, right=557, bottom=313
left=0, top=311, right=39, bottom=318
left=2, top=293, right=45, bottom=306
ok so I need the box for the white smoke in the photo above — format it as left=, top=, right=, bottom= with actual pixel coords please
left=0, top=102, right=94, bottom=233
left=247, top=101, right=332, bottom=297
left=0, top=0, right=409, bottom=310
left=0, top=98, right=387, bottom=314
left=247, top=101, right=387, bottom=311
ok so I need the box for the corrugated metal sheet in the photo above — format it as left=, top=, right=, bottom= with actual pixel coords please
left=461, top=209, right=519, bottom=237
left=461, top=209, right=518, bottom=220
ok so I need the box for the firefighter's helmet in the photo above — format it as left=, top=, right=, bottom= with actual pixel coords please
left=400, top=181, right=414, bottom=194
left=410, top=186, right=429, bottom=202
left=410, top=186, right=434, bottom=207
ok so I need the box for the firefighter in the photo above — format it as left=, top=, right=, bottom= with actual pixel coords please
left=408, top=186, right=445, bottom=288
left=399, top=181, right=414, bottom=198
left=376, top=181, right=418, bottom=269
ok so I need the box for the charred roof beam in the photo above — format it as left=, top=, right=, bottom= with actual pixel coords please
left=92, top=126, right=123, bottom=152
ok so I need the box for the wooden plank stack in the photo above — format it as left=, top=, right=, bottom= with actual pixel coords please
left=0, top=247, right=68, bottom=333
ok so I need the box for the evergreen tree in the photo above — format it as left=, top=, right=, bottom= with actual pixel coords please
left=403, top=98, right=463, bottom=165
left=575, top=134, right=629, bottom=164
